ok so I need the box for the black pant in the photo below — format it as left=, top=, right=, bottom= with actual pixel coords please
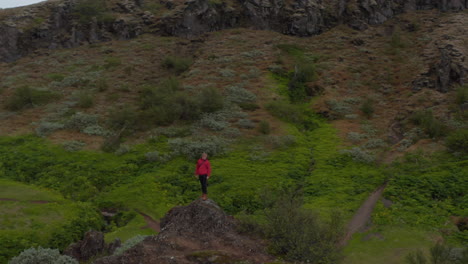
left=199, top=174, right=208, bottom=194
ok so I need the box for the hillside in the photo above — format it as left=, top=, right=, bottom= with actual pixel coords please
left=0, top=0, right=467, bottom=264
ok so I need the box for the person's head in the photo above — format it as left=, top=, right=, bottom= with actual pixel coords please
left=201, top=152, right=208, bottom=160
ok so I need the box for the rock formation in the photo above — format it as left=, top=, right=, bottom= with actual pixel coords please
left=94, top=199, right=273, bottom=264
left=64, top=230, right=121, bottom=262
left=0, top=0, right=467, bottom=62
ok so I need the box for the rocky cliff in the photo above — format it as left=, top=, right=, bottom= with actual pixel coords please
left=0, top=0, right=467, bottom=62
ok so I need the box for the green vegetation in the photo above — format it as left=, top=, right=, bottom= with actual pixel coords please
left=455, top=85, right=468, bottom=106
left=0, top=180, right=102, bottom=262
left=72, top=0, right=116, bottom=24
left=410, top=110, right=446, bottom=138
left=9, top=247, right=78, bottom=264
left=76, top=91, right=94, bottom=108
left=161, top=55, right=193, bottom=74
left=105, top=215, right=156, bottom=243
left=446, top=129, right=468, bottom=156
left=5, top=86, right=57, bottom=111
left=246, top=189, right=344, bottom=263
left=360, top=98, right=375, bottom=119
left=258, top=120, right=271, bottom=135
left=405, top=242, right=468, bottom=264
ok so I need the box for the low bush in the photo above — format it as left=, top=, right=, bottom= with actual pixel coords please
left=35, top=122, right=65, bottom=137
left=169, top=136, right=227, bottom=159
left=199, top=113, right=229, bottom=131
left=113, top=235, right=149, bottom=256
left=405, top=242, right=468, bottom=264
left=103, top=57, right=121, bottom=69
left=360, top=98, right=375, bottom=118
left=446, top=129, right=468, bottom=155
left=9, top=247, right=78, bottom=264
left=264, top=135, right=296, bottom=149
left=237, top=119, right=255, bottom=129
left=65, top=112, right=99, bottom=132
left=258, top=120, right=271, bottom=135
left=107, top=106, right=138, bottom=132
left=225, top=85, right=256, bottom=104
left=341, top=147, right=375, bottom=163
left=243, top=188, right=344, bottom=263
left=76, top=91, right=94, bottom=108
left=5, top=86, right=56, bottom=111
left=198, top=87, right=224, bottom=113
left=455, top=85, right=468, bottom=106
left=62, top=141, right=86, bottom=152
left=410, top=110, right=446, bottom=138
left=161, top=56, right=193, bottom=74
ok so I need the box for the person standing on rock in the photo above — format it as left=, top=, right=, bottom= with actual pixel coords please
left=195, top=152, right=211, bottom=201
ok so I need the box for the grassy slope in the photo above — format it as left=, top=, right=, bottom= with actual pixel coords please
left=0, top=180, right=102, bottom=263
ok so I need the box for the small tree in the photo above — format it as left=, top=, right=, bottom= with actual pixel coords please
left=9, top=247, right=78, bottom=264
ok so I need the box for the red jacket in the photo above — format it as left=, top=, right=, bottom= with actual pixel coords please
left=195, top=158, right=211, bottom=176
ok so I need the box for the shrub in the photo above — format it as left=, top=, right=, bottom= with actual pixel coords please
left=222, top=127, right=242, bottom=138
left=62, top=141, right=86, bottom=152
left=261, top=189, right=344, bottom=263
left=238, top=102, right=260, bottom=111
left=104, top=57, right=121, bottom=69
left=114, top=235, right=149, bottom=256
left=220, top=69, right=236, bottom=77
left=65, top=112, right=99, bottom=132
left=145, top=151, right=159, bottom=162
left=5, top=86, right=56, bottom=111
left=405, top=242, right=468, bottom=264
left=107, top=106, right=138, bottom=131
left=360, top=98, right=375, bottom=118
left=115, top=145, right=131, bottom=156
left=96, top=78, right=109, bottom=92
left=46, top=73, right=65, bottom=82
left=265, top=135, right=296, bottom=149
left=276, top=43, right=304, bottom=57
left=35, top=122, right=65, bottom=137
left=152, top=126, right=192, bottom=138
left=237, top=119, right=255, bottom=129
left=364, top=138, right=387, bottom=149
left=446, top=129, right=468, bottom=155
left=410, top=110, right=446, bottom=138
left=455, top=85, right=468, bottom=106
left=197, top=87, right=224, bottom=113
left=169, top=136, right=227, bottom=159
left=258, top=120, right=271, bottom=134
left=199, top=113, right=229, bottom=131
left=225, top=85, right=256, bottom=104
left=76, top=91, right=94, bottom=108
left=347, top=132, right=367, bottom=143
left=9, top=247, right=78, bottom=264
left=161, top=56, right=193, bottom=74
left=82, top=125, right=109, bottom=136
left=341, top=147, right=375, bottom=163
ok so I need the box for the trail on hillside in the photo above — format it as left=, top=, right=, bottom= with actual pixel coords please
left=139, top=212, right=161, bottom=232
left=341, top=184, right=387, bottom=245
left=0, top=198, right=51, bottom=204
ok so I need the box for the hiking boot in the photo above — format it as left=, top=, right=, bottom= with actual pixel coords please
left=202, top=194, right=207, bottom=201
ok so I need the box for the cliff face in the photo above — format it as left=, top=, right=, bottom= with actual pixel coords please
left=0, top=0, right=467, bottom=62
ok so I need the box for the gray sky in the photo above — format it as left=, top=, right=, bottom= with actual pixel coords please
left=0, top=0, right=46, bottom=9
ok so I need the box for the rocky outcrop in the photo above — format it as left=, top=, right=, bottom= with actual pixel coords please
left=64, top=231, right=121, bottom=262
left=412, top=12, right=467, bottom=92
left=94, top=199, right=272, bottom=264
left=0, top=0, right=467, bottom=62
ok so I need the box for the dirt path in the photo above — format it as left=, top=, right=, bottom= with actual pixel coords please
left=139, top=212, right=161, bottom=232
left=0, top=198, right=51, bottom=204
left=341, top=184, right=387, bottom=246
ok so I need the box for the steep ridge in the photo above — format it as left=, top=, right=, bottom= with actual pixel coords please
left=1, top=0, right=467, bottom=62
